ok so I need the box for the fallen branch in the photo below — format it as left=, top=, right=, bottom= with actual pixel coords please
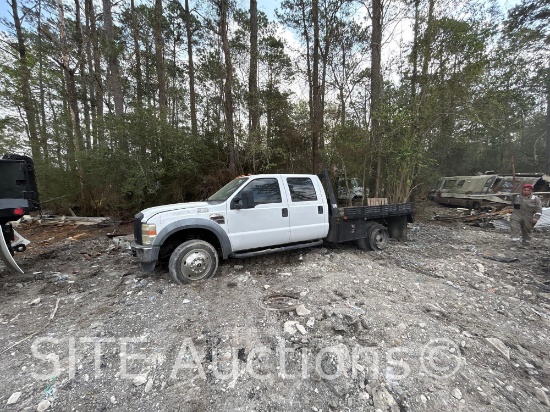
left=1, top=298, right=62, bottom=354
left=0, top=331, right=39, bottom=354
left=50, top=298, right=61, bottom=320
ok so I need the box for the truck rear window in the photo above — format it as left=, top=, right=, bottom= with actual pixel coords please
left=287, top=177, right=318, bottom=202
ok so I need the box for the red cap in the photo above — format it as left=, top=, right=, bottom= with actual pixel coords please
left=522, top=183, right=534, bottom=189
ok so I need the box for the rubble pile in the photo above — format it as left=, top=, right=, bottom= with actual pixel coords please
left=0, top=220, right=549, bottom=411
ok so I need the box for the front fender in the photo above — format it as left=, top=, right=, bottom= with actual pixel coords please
left=153, top=218, right=232, bottom=259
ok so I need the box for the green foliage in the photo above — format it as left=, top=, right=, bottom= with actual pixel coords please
left=0, top=0, right=548, bottom=213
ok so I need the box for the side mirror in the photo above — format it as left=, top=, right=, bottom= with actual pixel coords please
left=231, top=189, right=255, bottom=209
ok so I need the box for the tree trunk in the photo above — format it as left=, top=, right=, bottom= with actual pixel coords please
left=131, top=0, right=143, bottom=108
left=75, top=0, right=91, bottom=150
left=86, top=0, right=103, bottom=146
left=102, top=0, right=124, bottom=116
left=57, top=0, right=82, bottom=173
left=154, top=0, right=168, bottom=121
left=37, top=0, right=49, bottom=161
left=371, top=0, right=382, bottom=196
left=9, top=0, right=41, bottom=162
left=184, top=0, right=198, bottom=136
left=219, top=0, right=237, bottom=176
left=249, top=0, right=260, bottom=172
left=546, top=61, right=550, bottom=174
left=311, top=0, right=321, bottom=173
left=410, top=0, right=420, bottom=102
left=420, top=0, right=435, bottom=106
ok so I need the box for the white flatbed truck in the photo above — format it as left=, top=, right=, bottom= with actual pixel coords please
left=131, top=172, right=414, bottom=284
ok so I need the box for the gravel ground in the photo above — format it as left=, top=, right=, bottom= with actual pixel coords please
left=1, top=214, right=549, bottom=412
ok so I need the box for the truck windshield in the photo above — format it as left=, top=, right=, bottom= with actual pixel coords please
left=207, top=177, right=249, bottom=202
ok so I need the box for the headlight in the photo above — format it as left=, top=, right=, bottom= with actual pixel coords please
left=141, top=223, right=157, bottom=245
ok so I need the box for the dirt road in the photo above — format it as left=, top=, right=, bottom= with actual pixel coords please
left=1, top=218, right=549, bottom=411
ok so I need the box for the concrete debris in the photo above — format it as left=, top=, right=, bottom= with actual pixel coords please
left=484, top=337, right=510, bottom=360
left=451, top=388, right=463, bottom=400
left=534, top=388, right=550, bottom=406
left=295, top=304, right=311, bottom=316
left=132, top=375, right=148, bottom=386
left=7, top=392, right=22, bottom=404
left=36, top=399, right=51, bottom=411
left=372, top=385, right=400, bottom=412
left=29, top=297, right=41, bottom=305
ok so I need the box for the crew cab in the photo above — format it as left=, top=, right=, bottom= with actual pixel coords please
left=131, top=173, right=414, bottom=284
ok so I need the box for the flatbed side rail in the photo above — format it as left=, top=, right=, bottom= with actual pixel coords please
left=340, top=202, right=415, bottom=219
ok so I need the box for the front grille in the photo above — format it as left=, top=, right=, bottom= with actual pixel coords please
left=133, top=213, right=144, bottom=244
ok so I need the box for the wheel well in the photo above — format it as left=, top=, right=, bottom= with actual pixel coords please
left=159, top=228, right=222, bottom=261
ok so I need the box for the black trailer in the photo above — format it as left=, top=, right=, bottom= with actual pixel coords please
left=0, top=154, right=40, bottom=272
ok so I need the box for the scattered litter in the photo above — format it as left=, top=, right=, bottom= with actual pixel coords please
left=133, top=279, right=148, bottom=288
left=260, top=293, right=300, bottom=312
left=41, top=376, right=58, bottom=400
left=39, top=216, right=112, bottom=226
left=433, top=208, right=511, bottom=223
left=11, top=230, right=30, bottom=248
left=68, top=233, right=86, bottom=241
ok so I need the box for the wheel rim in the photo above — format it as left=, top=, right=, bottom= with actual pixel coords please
left=372, top=228, right=389, bottom=249
left=179, top=249, right=213, bottom=280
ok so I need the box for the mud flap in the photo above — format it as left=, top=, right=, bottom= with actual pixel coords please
left=0, top=228, right=23, bottom=274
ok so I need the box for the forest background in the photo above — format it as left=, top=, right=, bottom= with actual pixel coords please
left=0, top=0, right=549, bottom=216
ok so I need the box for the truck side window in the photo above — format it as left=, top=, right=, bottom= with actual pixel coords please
left=287, top=177, right=318, bottom=202
left=246, top=178, right=282, bottom=204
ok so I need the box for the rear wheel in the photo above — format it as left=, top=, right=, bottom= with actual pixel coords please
left=169, top=240, right=219, bottom=284
left=357, top=221, right=378, bottom=250
left=368, top=223, right=389, bottom=250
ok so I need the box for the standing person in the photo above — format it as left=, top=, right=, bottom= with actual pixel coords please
left=510, top=183, right=542, bottom=246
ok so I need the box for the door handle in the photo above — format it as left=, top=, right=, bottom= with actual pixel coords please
left=282, top=208, right=288, bottom=217
left=318, top=206, right=323, bottom=214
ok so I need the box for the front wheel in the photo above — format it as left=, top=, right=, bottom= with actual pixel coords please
left=169, top=240, right=219, bottom=284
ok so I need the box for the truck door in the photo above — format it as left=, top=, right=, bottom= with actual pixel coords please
left=226, top=177, right=290, bottom=251
left=284, top=176, right=329, bottom=242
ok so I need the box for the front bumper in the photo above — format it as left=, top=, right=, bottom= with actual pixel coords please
left=131, top=241, right=160, bottom=272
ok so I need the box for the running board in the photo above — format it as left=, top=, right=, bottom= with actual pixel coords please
left=230, top=240, right=323, bottom=259
left=0, top=227, right=23, bottom=273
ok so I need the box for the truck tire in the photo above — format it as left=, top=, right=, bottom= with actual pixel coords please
left=169, top=240, right=219, bottom=284
left=357, top=221, right=378, bottom=250
left=366, top=223, right=389, bottom=250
